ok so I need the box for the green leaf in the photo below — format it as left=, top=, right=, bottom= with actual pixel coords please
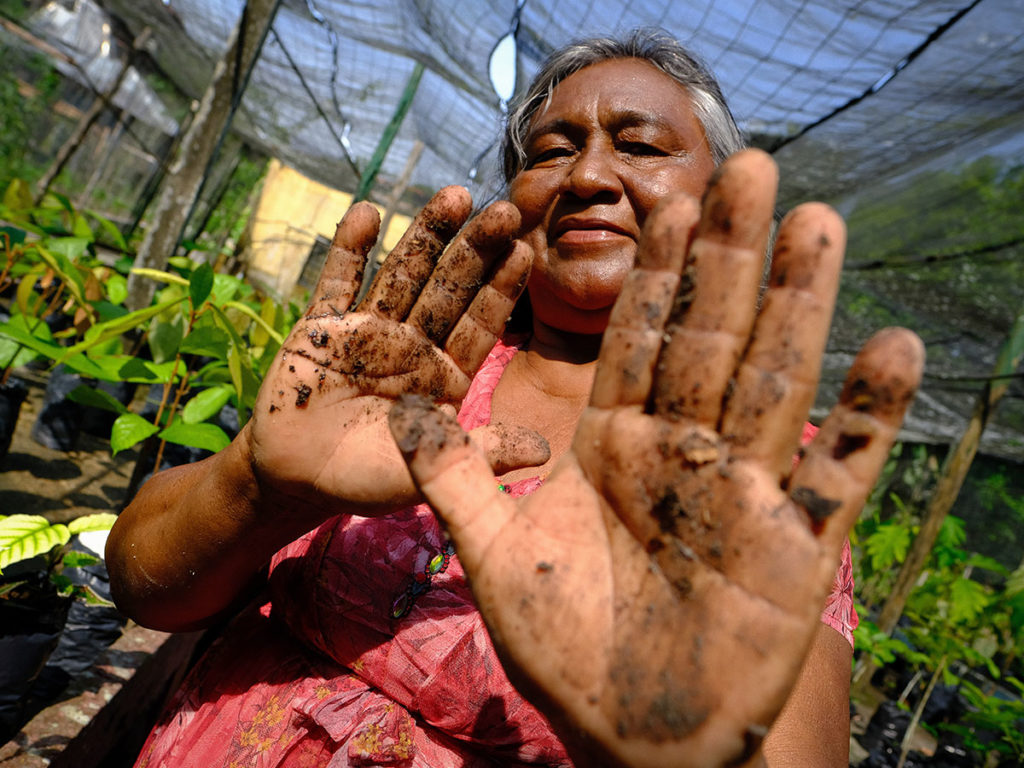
left=93, top=300, right=129, bottom=322
left=949, top=577, right=990, bottom=625
left=71, top=212, right=94, bottom=240
left=937, top=514, right=967, bottom=549
left=129, top=267, right=190, bottom=287
left=866, top=522, right=911, bottom=571
left=211, top=303, right=258, bottom=410
left=966, top=554, right=1009, bottom=575
left=83, top=332, right=123, bottom=357
left=189, top=262, right=214, bottom=307
left=113, top=255, right=133, bottom=275
left=67, top=512, right=117, bottom=535
left=61, top=551, right=101, bottom=569
left=0, top=312, right=54, bottom=369
left=148, top=316, right=184, bottom=364
left=46, top=236, right=89, bottom=262
left=75, top=584, right=115, bottom=606
left=52, top=573, right=74, bottom=596
left=1007, top=564, right=1024, bottom=596
left=58, top=295, right=187, bottom=361
left=182, top=385, right=232, bottom=424
left=159, top=421, right=230, bottom=453
left=118, top=356, right=177, bottom=383
left=211, top=272, right=242, bottom=304
left=227, top=342, right=261, bottom=411
left=104, top=272, right=128, bottom=305
left=3, top=179, right=33, bottom=211
left=179, top=325, right=230, bottom=359
left=110, top=412, right=160, bottom=456
left=194, top=361, right=232, bottom=386
left=0, top=314, right=60, bottom=367
left=0, top=224, right=28, bottom=246
left=79, top=354, right=177, bottom=384
left=0, top=515, right=70, bottom=571
left=34, top=243, right=88, bottom=309
left=225, top=300, right=283, bottom=345
left=86, top=211, right=128, bottom=251
left=67, top=384, right=128, bottom=414
left=16, top=264, right=46, bottom=316
left=57, top=353, right=107, bottom=379
left=42, top=190, right=73, bottom=213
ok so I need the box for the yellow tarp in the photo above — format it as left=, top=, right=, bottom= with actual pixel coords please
left=246, top=159, right=411, bottom=299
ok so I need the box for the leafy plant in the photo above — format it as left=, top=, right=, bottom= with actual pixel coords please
left=0, top=513, right=117, bottom=605
left=943, top=676, right=1024, bottom=762
left=1, top=178, right=302, bottom=472
left=0, top=179, right=129, bottom=382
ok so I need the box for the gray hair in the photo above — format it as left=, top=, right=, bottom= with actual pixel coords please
left=501, top=28, right=744, bottom=182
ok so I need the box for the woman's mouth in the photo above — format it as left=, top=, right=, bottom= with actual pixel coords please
left=553, top=218, right=633, bottom=245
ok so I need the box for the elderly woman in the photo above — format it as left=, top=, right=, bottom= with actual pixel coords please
left=108, top=29, right=922, bottom=768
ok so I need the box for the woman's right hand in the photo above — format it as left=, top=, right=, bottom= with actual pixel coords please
left=247, top=186, right=548, bottom=519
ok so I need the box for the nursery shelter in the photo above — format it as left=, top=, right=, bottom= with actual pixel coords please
left=12, top=0, right=1024, bottom=460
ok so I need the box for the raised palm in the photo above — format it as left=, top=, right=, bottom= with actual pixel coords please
left=389, top=151, right=924, bottom=767
left=248, top=186, right=546, bottom=517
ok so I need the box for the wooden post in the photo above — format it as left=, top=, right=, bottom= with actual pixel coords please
left=34, top=28, right=151, bottom=203
left=124, top=0, right=281, bottom=311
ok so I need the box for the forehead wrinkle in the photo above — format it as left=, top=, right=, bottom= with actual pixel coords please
left=525, top=116, right=584, bottom=145
left=605, top=108, right=682, bottom=135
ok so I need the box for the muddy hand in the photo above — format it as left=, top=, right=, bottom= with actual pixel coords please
left=247, top=186, right=548, bottom=518
left=389, top=150, right=924, bottom=768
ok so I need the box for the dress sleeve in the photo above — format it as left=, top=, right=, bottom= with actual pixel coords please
left=821, top=537, right=858, bottom=648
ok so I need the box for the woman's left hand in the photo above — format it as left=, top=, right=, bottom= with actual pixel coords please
left=388, top=150, right=923, bottom=768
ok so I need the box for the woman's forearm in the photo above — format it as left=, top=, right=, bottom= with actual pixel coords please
left=106, top=424, right=329, bottom=631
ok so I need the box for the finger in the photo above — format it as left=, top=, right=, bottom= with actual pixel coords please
left=469, top=423, right=550, bottom=475
left=590, top=193, right=700, bottom=409
left=652, top=149, right=778, bottom=425
left=789, top=328, right=924, bottom=557
left=389, top=394, right=515, bottom=575
left=445, top=240, right=533, bottom=376
left=722, top=203, right=845, bottom=477
left=306, top=202, right=380, bottom=318
left=362, top=186, right=472, bottom=320
left=406, top=201, right=520, bottom=344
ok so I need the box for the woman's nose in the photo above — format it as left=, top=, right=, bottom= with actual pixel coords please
left=560, top=144, right=621, bottom=199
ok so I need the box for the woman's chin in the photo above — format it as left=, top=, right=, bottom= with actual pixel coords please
left=534, top=303, right=614, bottom=338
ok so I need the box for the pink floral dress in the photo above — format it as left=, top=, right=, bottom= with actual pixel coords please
left=134, top=339, right=856, bottom=768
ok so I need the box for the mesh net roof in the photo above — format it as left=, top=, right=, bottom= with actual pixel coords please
left=60, top=0, right=1024, bottom=459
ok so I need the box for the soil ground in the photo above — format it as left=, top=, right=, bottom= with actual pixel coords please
left=0, top=367, right=139, bottom=524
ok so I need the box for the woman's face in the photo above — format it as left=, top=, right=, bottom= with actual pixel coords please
left=510, top=58, right=716, bottom=335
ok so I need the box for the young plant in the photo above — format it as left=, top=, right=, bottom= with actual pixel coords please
left=0, top=513, right=117, bottom=605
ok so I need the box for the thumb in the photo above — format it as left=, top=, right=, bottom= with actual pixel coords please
left=470, top=424, right=550, bottom=475
left=389, top=395, right=515, bottom=574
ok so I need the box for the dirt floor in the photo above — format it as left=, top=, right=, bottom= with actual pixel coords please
left=0, top=368, right=139, bottom=524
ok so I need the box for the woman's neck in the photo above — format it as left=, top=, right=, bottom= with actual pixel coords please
left=528, top=317, right=603, bottom=363
left=517, top=319, right=603, bottom=400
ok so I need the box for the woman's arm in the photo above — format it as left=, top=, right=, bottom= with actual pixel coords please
left=106, top=426, right=322, bottom=631
left=107, top=188, right=544, bottom=631
left=761, top=625, right=853, bottom=766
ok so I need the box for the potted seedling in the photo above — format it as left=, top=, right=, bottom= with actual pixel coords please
left=0, top=512, right=117, bottom=740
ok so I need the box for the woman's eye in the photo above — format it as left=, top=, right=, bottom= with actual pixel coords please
left=619, top=141, right=663, bottom=156
left=529, top=147, right=574, bottom=166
